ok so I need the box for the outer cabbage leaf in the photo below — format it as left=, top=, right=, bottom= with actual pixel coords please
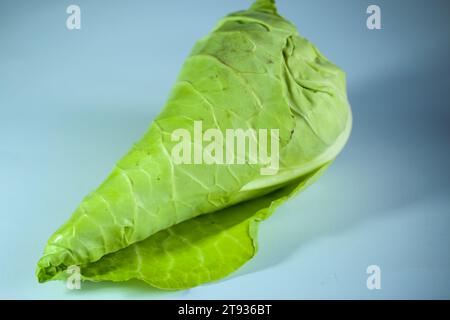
left=80, top=165, right=328, bottom=289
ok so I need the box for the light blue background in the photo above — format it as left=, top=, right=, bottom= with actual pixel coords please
left=1, top=0, right=450, bottom=299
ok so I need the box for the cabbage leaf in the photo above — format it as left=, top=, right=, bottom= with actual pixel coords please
left=37, top=0, right=352, bottom=289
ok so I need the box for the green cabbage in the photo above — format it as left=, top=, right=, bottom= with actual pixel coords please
left=37, top=0, right=352, bottom=290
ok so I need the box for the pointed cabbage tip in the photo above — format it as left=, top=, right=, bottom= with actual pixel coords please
left=249, top=0, right=278, bottom=14
left=36, top=258, right=57, bottom=283
left=36, top=251, right=69, bottom=283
